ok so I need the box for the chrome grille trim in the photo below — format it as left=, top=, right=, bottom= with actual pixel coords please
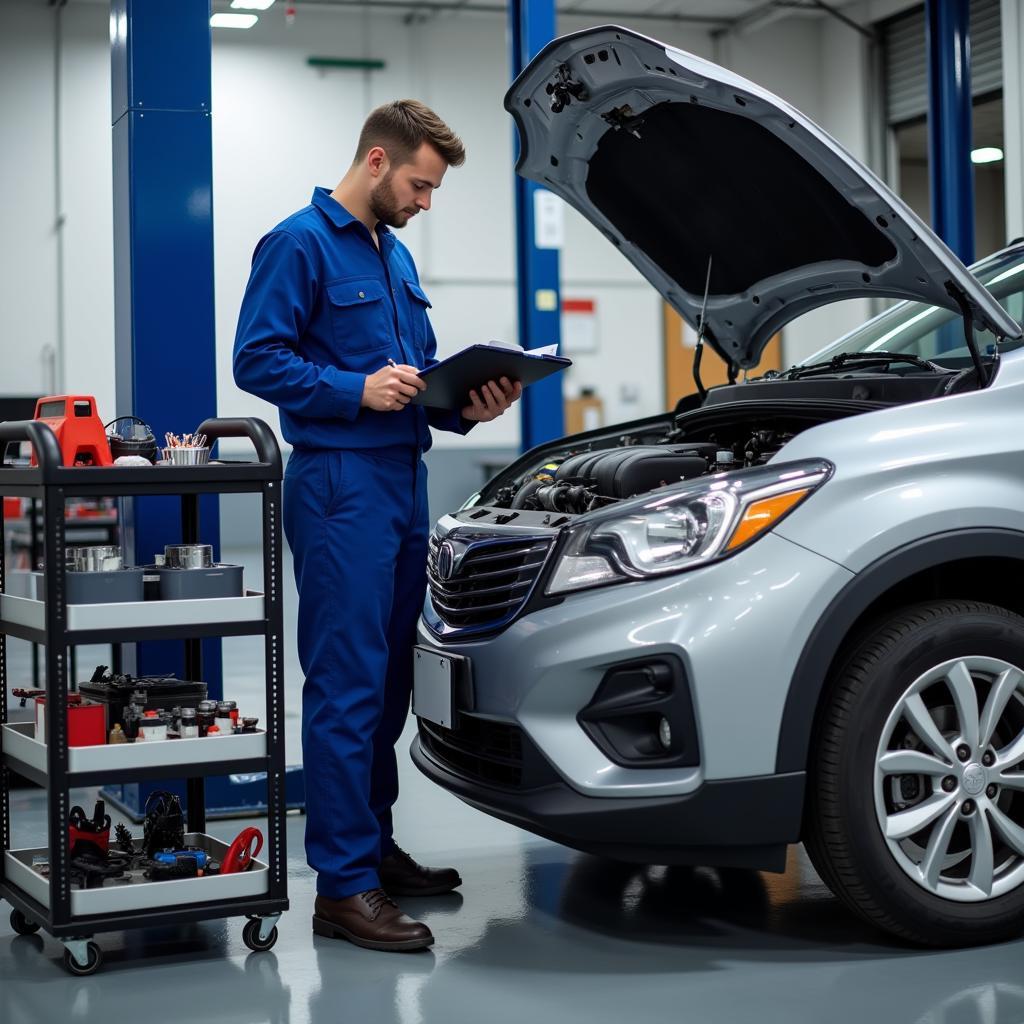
left=428, top=578, right=532, bottom=600
left=425, top=530, right=555, bottom=636
left=464, top=544, right=550, bottom=565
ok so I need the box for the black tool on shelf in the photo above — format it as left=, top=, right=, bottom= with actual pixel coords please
left=104, top=416, right=158, bottom=464
left=79, top=666, right=209, bottom=731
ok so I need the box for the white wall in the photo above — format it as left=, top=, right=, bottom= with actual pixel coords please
left=1, top=1, right=914, bottom=440
left=1004, top=0, right=1024, bottom=241
left=62, top=7, right=116, bottom=409
left=0, top=3, right=60, bottom=396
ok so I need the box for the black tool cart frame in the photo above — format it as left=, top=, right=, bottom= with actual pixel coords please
left=0, top=417, right=288, bottom=974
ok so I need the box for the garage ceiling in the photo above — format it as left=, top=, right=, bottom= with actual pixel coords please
left=207, top=0, right=855, bottom=28
left=60, top=0, right=866, bottom=31
left=275, top=0, right=805, bottom=21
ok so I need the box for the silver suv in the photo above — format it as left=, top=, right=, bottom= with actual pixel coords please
left=410, top=26, right=1024, bottom=946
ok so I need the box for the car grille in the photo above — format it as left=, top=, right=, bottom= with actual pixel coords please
left=419, top=717, right=526, bottom=788
left=427, top=532, right=552, bottom=633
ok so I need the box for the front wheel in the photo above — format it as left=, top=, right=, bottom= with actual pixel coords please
left=10, top=909, right=40, bottom=936
left=242, top=918, right=278, bottom=952
left=63, top=942, right=102, bottom=976
left=805, top=601, right=1024, bottom=946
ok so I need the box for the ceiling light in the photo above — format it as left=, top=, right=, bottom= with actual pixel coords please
left=210, top=13, right=259, bottom=28
left=971, top=147, right=1004, bottom=164
left=231, top=0, right=276, bottom=9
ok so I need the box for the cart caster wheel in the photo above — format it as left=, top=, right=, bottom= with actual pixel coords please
left=10, top=909, right=40, bottom=936
left=63, top=942, right=102, bottom=976
left=242, top=918, right=278, bottom=952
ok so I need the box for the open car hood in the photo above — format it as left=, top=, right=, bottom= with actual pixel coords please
left=505, top=25, right=1022, bottom=369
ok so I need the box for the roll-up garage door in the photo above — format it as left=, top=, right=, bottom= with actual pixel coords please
left=883, top=0, right=1002, bottom=126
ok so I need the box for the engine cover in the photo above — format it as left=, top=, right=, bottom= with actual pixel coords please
left=557, top=445, right=714, bottom=498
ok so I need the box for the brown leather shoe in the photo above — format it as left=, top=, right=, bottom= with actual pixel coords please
left=380, top=845, right=462, bottom=897
left=312, top=889, right=433, bottom=951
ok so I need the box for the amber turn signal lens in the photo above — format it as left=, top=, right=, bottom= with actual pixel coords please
left=726, top=489, right=811, bottom=551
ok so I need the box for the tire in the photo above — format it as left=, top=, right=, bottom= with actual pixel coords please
left=63, top=942, right=102, bottom=976
left=9, top=909, right=40, bottom=936
left=805, top=600, right=1024, bottom=947
left=242, top=918, right=278, bottom=952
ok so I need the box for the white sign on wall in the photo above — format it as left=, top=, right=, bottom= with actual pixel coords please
left=533, top=188, right=565, bottom=249
left=561, top=298, right=598, bottom=354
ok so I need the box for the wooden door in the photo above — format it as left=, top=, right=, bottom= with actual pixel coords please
left=664, top=302, right=782, bottom=407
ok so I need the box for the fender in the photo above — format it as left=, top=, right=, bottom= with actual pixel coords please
left=775, top=528, right=1024, bottom=774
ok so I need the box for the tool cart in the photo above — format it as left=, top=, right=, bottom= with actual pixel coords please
left=0, top=417, right=288, bottom=974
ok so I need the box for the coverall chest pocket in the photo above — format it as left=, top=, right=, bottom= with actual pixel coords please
left=326, top=279, right=391, bottom=355
left=403, top=279, right=432, bottom=354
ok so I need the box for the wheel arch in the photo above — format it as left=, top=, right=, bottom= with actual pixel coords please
left=776, top=529, right=1024, bottom=777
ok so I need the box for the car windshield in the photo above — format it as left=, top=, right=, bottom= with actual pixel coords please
left=799, top=248, right=1024, bottom=370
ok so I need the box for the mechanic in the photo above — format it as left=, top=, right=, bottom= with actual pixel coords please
left=233, top=100, right=522, bottom=952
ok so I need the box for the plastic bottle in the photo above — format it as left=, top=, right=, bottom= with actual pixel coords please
left=179, top=707, right=199, bottom=739
left=215, top=701, right=236, bottom=736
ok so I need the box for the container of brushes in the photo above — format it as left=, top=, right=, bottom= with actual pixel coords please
left=161, top=446, right=210, bottom=466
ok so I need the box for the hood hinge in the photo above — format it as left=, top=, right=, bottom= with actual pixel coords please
left=546, top=63, right=589, bottom=114
left=600, top=104, right=645, bottom=139
left=944, top=280, right=991, bottom=387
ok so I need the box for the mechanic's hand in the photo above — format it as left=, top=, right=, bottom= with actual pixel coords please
left=461, top=377, right=523, bottom=422
left=361, top=363, right=426, bottom=412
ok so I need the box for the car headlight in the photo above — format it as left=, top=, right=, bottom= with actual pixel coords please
left=545, top=459, right=832, bottom=595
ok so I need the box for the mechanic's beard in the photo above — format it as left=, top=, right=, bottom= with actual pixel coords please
left=369, top=171, right=411, bottom=229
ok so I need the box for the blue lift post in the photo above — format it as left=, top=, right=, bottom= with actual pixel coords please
left=926, top=0, right=975, bottom=265
left=107, top=0, right=225, bottom=817
left=110, top=0, right=221, bottom=684
left=107, top=1, right=305, bottom=819
left=509, top=0, right=565, bottom=452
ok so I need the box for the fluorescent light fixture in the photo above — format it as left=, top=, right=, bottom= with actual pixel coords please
left=231, top=0, right=276, bottom=9
left=971, top=147, right=1004, bottom=164
left=210, top=13, right=259, bottom=28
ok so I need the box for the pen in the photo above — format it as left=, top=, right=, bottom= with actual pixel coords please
left=387, top=358, right=397, bottom=367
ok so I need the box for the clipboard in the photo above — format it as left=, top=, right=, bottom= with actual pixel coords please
left=410, top=344, right=572, bottom=410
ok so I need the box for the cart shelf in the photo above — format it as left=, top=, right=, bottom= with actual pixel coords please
left=0, top=589, right=267, bottom=644
left=5, top=832, right=269, bottom=916
left=2, top=722, right=269, bottom=786
left=0, top=461, right=279, bottom=497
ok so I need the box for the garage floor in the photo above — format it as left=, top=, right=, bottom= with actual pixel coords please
left=4, top=548, right=1024, bottom=1022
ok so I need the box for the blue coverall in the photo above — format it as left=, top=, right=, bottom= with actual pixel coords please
left=233, top=187, right=472, bottom=899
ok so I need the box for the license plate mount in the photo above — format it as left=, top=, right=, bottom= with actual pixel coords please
left=412, top=646, right=469, bottom=729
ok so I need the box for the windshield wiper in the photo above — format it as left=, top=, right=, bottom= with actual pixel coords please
left=783, top=350, right=944, bottom=381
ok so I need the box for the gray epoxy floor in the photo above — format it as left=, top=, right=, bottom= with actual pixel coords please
left=5, top=550, right=1024, bottom=1022
left=6, top=787, right=1024, bottom=1024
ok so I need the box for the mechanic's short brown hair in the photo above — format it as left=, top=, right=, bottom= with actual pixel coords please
left=355, top=100, right=465, bottom=168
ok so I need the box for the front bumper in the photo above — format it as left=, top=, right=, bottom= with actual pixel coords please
left=417, top=531, right=853, bottom=796
left=411, top=731, right=805, bottom=871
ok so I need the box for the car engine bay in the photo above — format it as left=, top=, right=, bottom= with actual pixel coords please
left=498, top=436, right=779, bottom=515
left=467, top=368, right=964, bottom=518
left=478, top=404, right=857, bottom=516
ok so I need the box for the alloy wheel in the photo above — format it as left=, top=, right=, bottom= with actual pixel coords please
left=874, top=656, right=1024, bottom=902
